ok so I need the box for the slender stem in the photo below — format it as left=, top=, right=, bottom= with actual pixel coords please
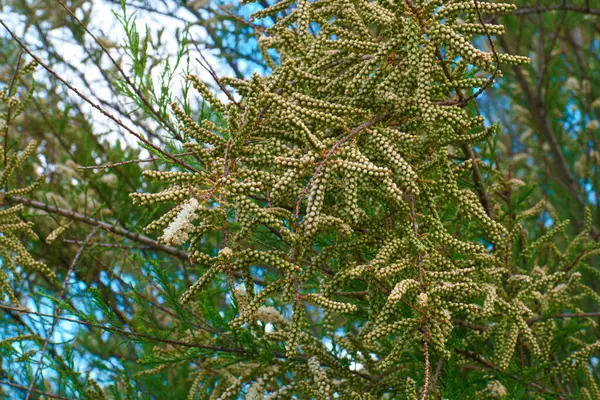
left=55, top=0, right=181, bottom=140
left=1, top=380, right=69, bottom=400
left=25, top=227, right=98, bottom=400
left=0, top=304, right=250, bottom=354
left=0, top=19, right=199, bottom=174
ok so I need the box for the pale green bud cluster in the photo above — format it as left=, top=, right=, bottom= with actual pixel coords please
left=131, top=0, right=600, bottom=397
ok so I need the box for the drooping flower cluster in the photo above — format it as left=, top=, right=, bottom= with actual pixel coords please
left=132, top=0, right=599, bottom=397
left=0, top=62, right=55, bottom=304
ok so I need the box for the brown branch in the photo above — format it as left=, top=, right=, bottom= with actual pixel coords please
left=431, top=358, right=444, bottom=398
left=62, top=239, right=151, bottom=249
left=0, top=380, right=69, bottom=400
left=5, top=195, right=189, bottom=260
left=217, top=6, right=266, bottom=32
left=528, top=312, right=600, bottom=324
left=0, top=304, right=250, bottom=355
left=77, top=151, right=196, bottom=170
left=409, top=198, right=432, bottom=400
left=4, top=196, right=267, bottom=287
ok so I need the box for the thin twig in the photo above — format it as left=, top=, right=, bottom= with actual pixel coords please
left=25, top=227, right=98, bottom=400
left=0, top=19, right=199, bottom=174
left=77, top=151, right=196, bottom=170
left=195, top=54, right=242, bottom=109
left=0, top=304, right=250, bottom=354
left=409, top=198, right=431, bottom=400
left=63, top=239, right=151, bottom=249
left=528, top=312, right=600, bottom=324
left=4, top=195, right=267, bottom=287
left=5, top=195, right=189, bottom=260
left=1, top=380, right=70, bottom=400
left=55, top=0, right=181, bottom=140
left=431, top=358, right=444, bottom=398
left=217, top=6, right=266, bottom=32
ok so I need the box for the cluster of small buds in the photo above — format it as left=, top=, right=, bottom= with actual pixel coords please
left=45, top=224, right=69, bottom=244
left=143, top=204, right=184, bottom=234
left=250, top=0, right=294, bottom=20
left=216, top=377, right=243, bottom=400
left=444, top=124, right=496, bottom=146
left=304, top=293, right=358, bottom=313
left=286, top=306, right=304, bottom=357
left=229, top=180, right=263, bottom=194
left=0, top=142, right=58, bottom=303
left=552, top=340, right=600, bottom=381
left=126, top=0, right=600, bottom=395
left=307, top=357, right=334, bottom=400
left=424, top=214, right=486, bottom=253
left=388, top=279, right=420, bottom=305
left=186, top=75, right=226, bottom=114
left=85, top=378, right=107, bottom=400
left=455, top=23, right=505, bottom=35
left=497, top=53, right=531, bottom=66
left=179, top=263, right=224, bottom=304
left=364, top=319, right=416, bottom=343
left=302, top=172, right=328, bottom=237
left=143, top=170, right=203, bottom=185
left=404, top=378, right=418, bottom=400
left=130, top=187, right=191, bottom=206
left=485, top=380, right=508, bottom=398
left=246, top=377, right=268, bottom=400
left=368, top=132, right=419, bottom=194
left=172, top=102, right=225, bottom=146
left=523, top=219, right=570, bottom=258
left=4, top=96, right=19, bottom=108
left=233, top=249, right=302, bottom=274
left=439, top=77, right=490, bottom=91
left=336, top=160, right=391, bottom=177
left=231, top=280, right=284, bottom=328
left=494, top=322, right=519, bottom=371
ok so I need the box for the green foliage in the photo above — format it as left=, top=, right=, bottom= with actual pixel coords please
left=0, top=0, right=598, bottom=399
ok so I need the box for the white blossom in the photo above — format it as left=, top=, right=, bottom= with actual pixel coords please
left=486, top=380, right=507, bottom=398
left=256, top=306, right=284, bottom=324
left=565, top=77, right=580, bottom=92
left=160, top=198, right=200, bottom=245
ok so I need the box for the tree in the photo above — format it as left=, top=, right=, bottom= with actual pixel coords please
left=0, top=0, right=598, bottom=399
